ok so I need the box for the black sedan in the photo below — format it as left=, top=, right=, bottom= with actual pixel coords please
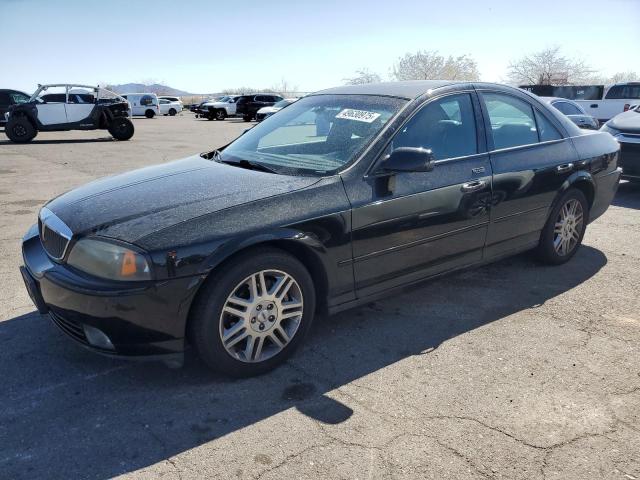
left=0, top=89, right=31, bottom=125
left=21, top=81, right=621, bottom=377
left=539, top=96, right=600, bottom=130
left=601, top=105, right=640, bottom=182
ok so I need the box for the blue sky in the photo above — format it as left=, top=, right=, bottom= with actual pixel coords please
left=2, top=0, right=638, bottom=94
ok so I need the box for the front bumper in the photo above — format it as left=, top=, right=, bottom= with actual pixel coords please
left=21, top=229, right=203, bottom=358
left=618, top=136, right=640, bottom=181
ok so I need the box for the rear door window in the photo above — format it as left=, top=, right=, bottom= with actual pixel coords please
left=481, top=93, right=539, bottom=150
left=535, top=110, right=563, bottom=142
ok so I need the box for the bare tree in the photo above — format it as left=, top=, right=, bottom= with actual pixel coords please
left=391, top=50, right=480, bottom=81
left=607, top=71, right=639, bottom=83
left=507, top=46, right=597, bottom=85
left=271, top=78, right=299, bottom=96
left=343, top=68, right=382, bottom=85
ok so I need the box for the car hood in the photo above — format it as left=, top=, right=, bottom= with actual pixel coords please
left=45, top=155, right=319, bottom=244
left=608, top=110, right=640, bottom=134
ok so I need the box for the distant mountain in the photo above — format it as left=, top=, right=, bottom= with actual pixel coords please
left=108, top=83, right=192, bottom=96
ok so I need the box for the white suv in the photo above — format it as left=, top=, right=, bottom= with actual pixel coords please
left=199, top=95, right=240, bottom=121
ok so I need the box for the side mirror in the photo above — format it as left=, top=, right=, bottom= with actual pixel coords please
left=383, top=147, right=435, bottom=173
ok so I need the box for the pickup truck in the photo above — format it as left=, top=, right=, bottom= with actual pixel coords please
left=574, top=82, right=640, bottom=124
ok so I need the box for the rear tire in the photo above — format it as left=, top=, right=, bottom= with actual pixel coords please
left=169, top=108, right=177, bottom=116
left=243, top=114, right=252, bottom=122
left=145, top=110, right=155, bottom=119
left=536, top=188, right=589, bottom=265
left=108, top=117, right=134, bottom=141
left=188, top=247, right=316, bottom=377
left=5, top=117, right=37, bottom=143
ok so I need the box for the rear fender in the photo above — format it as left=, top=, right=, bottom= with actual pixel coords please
left=548, top=170, right=595, bottom=219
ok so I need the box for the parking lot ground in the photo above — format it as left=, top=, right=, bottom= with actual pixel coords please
left=1, top=114, right=639, bottom=479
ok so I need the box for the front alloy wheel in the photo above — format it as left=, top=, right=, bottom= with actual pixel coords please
left=220, top=270, right=303, bottom=363
left=189, top=247, right=315, bottom=377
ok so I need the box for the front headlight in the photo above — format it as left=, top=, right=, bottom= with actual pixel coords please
left=600, top=123, right=620, bottom=137
left=67, top=238, right=152, bottom=281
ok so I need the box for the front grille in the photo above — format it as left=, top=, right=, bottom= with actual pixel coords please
left=50, top=311, right=89, bottom=345
left=39, top=219, right=70, bottom=259
left=38, top=208, right=72, bottom=260
left=620, top=141, right=640, bottom=176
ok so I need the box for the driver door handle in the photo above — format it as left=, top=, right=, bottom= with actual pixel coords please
left=556, top=163, right=574, bottom=173
left=461, top=180, right=486, bottom=192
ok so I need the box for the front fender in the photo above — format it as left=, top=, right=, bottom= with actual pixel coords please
left=202, top=228, right=327, bottom=274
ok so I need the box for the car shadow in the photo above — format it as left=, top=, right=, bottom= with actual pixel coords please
left=0, top=137, right=115, bottom=145
left=0, top=246, right=607, bottom=479
left=612, top=180, right=640, bottom=209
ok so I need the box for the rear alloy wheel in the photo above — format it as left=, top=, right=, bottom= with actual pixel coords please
left=168, top=108, right=177, bottom=116
left=108, top=117, right=134, bottom=141
left=215, top=109, right=227, bottom=121
left=537, top=189, right=588, bottom=264
left=189, top=248, right=315, bottom=377
left=145, top=109, right=155, bottom=119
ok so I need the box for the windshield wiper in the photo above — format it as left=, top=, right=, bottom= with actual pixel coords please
left=217, top=158, right=278, bottom=174
left=200, top=149, right=223, bottom=160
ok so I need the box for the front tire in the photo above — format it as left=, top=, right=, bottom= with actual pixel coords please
left=169, top=108, right=177, bottom=116
left=189, top=248, right=316, bottom=377
left=537, top=188, right=589, bottom=265
left=108, top=117, right=134, bottom=141
left=5, top=117, right=37, bottom=143
left=243, top=114, right=252, bottom=122
left=145, top=109, right=155, bottom=119
left=214, top=109, right=227, bottom=121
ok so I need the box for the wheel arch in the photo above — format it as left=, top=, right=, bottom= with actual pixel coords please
left=550, top=171, right=596, bottom=219
left=9, top=109, right=38, bottom=130
left=184, top=232, right=331, bottom=341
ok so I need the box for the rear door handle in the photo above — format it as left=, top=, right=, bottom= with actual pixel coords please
left=590, top=104, right=598, bottom=108
left=556, top=163, right=574, bottom=173
left=461, top=180, right=486, bottom=192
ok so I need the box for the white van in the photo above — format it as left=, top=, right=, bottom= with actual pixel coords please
left=121, top=93, right=160, bottom=118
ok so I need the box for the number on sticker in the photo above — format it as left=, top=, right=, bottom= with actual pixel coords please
left=335, top=109, right=381, bottom=123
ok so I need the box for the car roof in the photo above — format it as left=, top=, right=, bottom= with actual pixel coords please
left=538, top=96, right=579, bottom=104
left=315, top=80, right=462, bottom=99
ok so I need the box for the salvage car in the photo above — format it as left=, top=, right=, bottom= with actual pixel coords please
left=159, top=98, right=182, bottom=116
left=199, top=95, right=240, bottom=120
left=601, top=105, right=640, bottom=182
left=20, top=81, right=621, bottom=376
left=540, top=97, right=599, bottom=130
left=235, top=93, right=283, bottom=121
left=5, top=84, right=134, bottom=142
left=0, top=89, right=31, bottom=126
left=255, top=98, right=298, bottom=121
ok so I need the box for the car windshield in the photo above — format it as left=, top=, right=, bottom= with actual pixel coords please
left=273, top=99, right=293, bottom=108
left=220, top=94, right=406, bottom=175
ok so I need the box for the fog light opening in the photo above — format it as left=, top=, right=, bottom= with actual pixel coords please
left=83, top=325, right=115, bottom=350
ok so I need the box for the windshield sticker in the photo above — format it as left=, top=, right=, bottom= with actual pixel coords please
left=335, top=109, right=381, bottom=123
